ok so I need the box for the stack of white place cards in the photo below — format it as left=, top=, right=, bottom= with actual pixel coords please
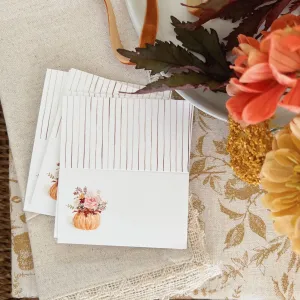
left=24, top=69, right=194, bottom=249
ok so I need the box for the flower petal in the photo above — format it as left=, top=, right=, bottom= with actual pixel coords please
left=237, top=34, right=260, bottom=49
left=226, top=93, right=254, bottom=122
left=230, top=55, right=248, bottom=74
left=270, top=14, right=300, bottom=32
left=248, top=49, right=268, bottom=66
left=261, top=178, right=296, bottom=193
left=239, top=43, right=257, bottom=56
left=291, top=133, right=300, bottom=152
left=269, top=34, right=300, bottom=73
left=239, top=63, right=274, bottom=83
left=273, top=215, right=295, bottom=235
left=261, top=159, right=293, bottom=183
left=226, top=82, right=240, bottom=97
left=277, top=133, right=299, bottom=152
left=227, top=78, right=274, bottom=95
left=242, top=84, right=286, bottom=124
left=263, top=192, right=299, bottom=212
left=279, top=80, right=300, bottom=113
left=230, top=65, right=246, bottom=74
left=232, top=47, right=245, bottom=56
left=291, top=237, right=300, bottom=255
left=265, top=150, right=276, bottom=162
left=294, top=217, right=300, bottom=238
left=272, top=205, right=299, bottom=217
left=282, top=35, right=300, bottom=52
left=274, top=149, right=300, bottom=167
left=290, top=116, right=300, bottom=140
left=270, top=64, right=297, bottom=88
left=272, top=197, right=298, bottom=212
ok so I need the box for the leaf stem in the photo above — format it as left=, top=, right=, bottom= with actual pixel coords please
left=190, top=170, right=227, bottom=181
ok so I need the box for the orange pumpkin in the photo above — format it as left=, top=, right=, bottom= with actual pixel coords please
left=73, top=212, right=100, bottom=230
left=49, top=182, right=58, bottom=200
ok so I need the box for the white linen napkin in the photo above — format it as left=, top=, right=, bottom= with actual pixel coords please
left=1, top=0, right=220, bottom=299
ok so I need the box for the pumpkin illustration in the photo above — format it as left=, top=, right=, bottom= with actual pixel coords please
left=73, top=212, right=100, bottom=230
left=49, top=181, right=58, bottom=200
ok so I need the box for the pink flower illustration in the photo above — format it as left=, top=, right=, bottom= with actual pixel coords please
left=84, top=196, right=98, bottom=210
left=69, top=187, right=107, bottom=231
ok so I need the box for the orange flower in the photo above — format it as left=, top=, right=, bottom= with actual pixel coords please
left=261, top=26, right=300, bottom=74
left=261, top=116, right=300, bottom=254
left=226, top=15, right=300, bottom=125
left=263, top=14, right=300, bottom=35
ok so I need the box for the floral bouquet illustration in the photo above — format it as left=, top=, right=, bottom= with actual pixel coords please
left=47, top=162, right=60, bottom=200
left=68, top=186, right=107, bottom=230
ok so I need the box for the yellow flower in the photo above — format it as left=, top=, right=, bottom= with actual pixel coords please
left=261, top=116, right=300, bottom=254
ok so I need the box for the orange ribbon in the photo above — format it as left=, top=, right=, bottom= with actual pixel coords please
left=103, top=0, right=159, bottom=64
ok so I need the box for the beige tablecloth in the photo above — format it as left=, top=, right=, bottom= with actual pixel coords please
left=10, top=109, right=300, bottom=299
left=189, top=111, right=300, bottom=300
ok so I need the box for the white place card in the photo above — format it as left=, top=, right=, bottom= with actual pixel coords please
left=24, top=69, right=68, bottom=212
left=29, top=69, right=172, bottom=216
left=56, top=96, right=193, bottom=249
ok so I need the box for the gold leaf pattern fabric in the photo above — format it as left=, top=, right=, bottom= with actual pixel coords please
left=187, top=111, right=300, bottom=300
left=10, top=153, right=37, bottom=297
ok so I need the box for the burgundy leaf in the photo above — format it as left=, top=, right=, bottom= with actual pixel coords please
left=178, top=0, right=272, bottom=29
left=224, top=2, right=279, bottom=51
left=263, top=0, right=293, bottom=32
left=217, top=0, right=271, bottom=22
left=289, top=0, right=300, bottom=12
left=181, top=0, right=237, bottom=25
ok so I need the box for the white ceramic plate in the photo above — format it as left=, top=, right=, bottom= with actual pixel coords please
left=125, top=0, right=295, bottom=125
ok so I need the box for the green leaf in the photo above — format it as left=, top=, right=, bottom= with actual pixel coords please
left=171, top=17, right=231, bottom=81
left=67, top=204, right=75, bottom=210
left=117, top=40, right=206, bottom=76
left=132, top=71, right=225, bottom=95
